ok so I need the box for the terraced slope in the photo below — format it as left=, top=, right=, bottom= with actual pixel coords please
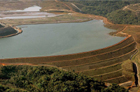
left=44, top=35, right=137, bottom=84
left=0, top=35, right=134, bottom=62
left=0, top=35, right=137, bottom=84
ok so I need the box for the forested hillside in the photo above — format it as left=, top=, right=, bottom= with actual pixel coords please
left=106, top=9, right=139, bottom=24
left=0, top=65, right=127, bottom=92
left=71, top=1, right=140, bottom=25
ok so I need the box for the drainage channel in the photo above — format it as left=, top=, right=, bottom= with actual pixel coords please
left=132, top=62, right=138, bottom=87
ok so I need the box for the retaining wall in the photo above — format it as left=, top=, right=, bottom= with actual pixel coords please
left=46, top=42, right=136, bottom=67
left=62, top=49, right=137, bottom=71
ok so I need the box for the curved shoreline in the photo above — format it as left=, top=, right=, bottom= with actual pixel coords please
left=0, top=34, right=133, bottom=62
left=0, top=13, right=137, bottom=60
left=0, top=12, right=138, bottom=88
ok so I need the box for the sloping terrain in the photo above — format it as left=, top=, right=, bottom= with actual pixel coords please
left=123, top=3, right=140, bottom=13
left=40, top=1, right=69, bottom=12
left=0, top=65, right=128, bottom=92
left=0, top=1, right=40, bottom=10
left=0, top=1, right=139, bottom=89
left=45, top=35, right=137, bottom=84
left=0, top=27, right=17, bottom=36
left=0, top=35, right=137, bottom=85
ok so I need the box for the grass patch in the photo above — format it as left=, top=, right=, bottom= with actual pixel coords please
left=40, top=1, right=69, bottom=11
left=104, top=24, right=125, bottom=36
left=126, top=3, right=140, bottom=12
left=93, top=69, right=123, bottom=81
left=64, top=2, right=80, bottom=12
left=63, top=57, right=125, bottom=72
left=122, top=26, right=140, bottom=83
left=81, top=63, right=122, bottom=76
left=48, top=42, right=136, bottom=67
left=0, top=14, right=90, bottom=26
left=122, top=60, right=135, bottom=81
left=0, top=1, right=40, bottom=11
left=105, top=76, right=129, bottom=84
left=123, top=27, right=140, bottom=46
left=62, top=48, right=137, bottom=72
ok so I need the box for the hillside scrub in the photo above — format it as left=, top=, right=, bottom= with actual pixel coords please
left=107, top=10, right=138, bottom=24
left=0, top=27, right=17, bottom=36
left=71, top=1, right=140, bottom=25
left=0, top=65, right=128, bottom=92
left=76, top=1, right=132, bottom=16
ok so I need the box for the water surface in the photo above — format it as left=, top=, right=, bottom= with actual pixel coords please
left=0, top=20, right=125, bottom=59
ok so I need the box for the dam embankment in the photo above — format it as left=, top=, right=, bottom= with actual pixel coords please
left=0, top=34, right=137, bottom=84
left=0, top=35, right=136, bottom=64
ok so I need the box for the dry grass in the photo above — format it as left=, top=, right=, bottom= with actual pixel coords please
left=125, top=3, right=140, bottom=12
left=104, top=24, right=125, bottom=36
left=81, top=63, right=122, bottom=76
left=63, top=50, right=136, bottom=72
left=105, top=76, right=129, bottom=84
left=122, top=27, right=140, bottom=85
left=93, top=69, right=123, bottom=81
left=105, top=23, right=140, bottom=86
left=40, top=1, right=69, bottom=11
left=123, top=27, right=140, bottom=47
left=122, top=60, right=135, bottom=81
left=0, top=1, right=40, bottom=11
left=47, top=42, right=136, bottom=67
left=0, top=14, right=91, bottom=26
left=63, top=58, right=123, bottom=72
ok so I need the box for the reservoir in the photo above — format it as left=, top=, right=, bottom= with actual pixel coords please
left=0, top=20, right=125, bottom=59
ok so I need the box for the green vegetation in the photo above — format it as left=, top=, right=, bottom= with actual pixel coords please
left=81, top=63, right=122, bottom=76
left=71, top=1, right=140, bottom=24
left=79, top=1, right=130, bottom=16
left=93, top=70, right=123, bottom=81
left=0, top=27, right=17, bottom=36
left=105, top=76, right=129, bottom=84
left=48, top=42, right=136, bottom=67
left=107, top=10, right=139, bottom=24
left=0, top=65, right=128, bottom=92
left=63, top=58, right=123, bottom=72
left=0, top=14, right=90, bottom=26
left=63, top=48, right=136, bottom=74
left=40, top=1, right=69, bottom=11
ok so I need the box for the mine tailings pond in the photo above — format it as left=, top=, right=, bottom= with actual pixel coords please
left=0, top=20, right=125, bottom=59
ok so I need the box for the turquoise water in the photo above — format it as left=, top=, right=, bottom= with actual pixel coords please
left=0, top=20, right=125, bottom=59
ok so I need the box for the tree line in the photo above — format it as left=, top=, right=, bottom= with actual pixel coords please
left=71, top=1, right=140, bottom=25
left=0, top=65, right=128, bottom=92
